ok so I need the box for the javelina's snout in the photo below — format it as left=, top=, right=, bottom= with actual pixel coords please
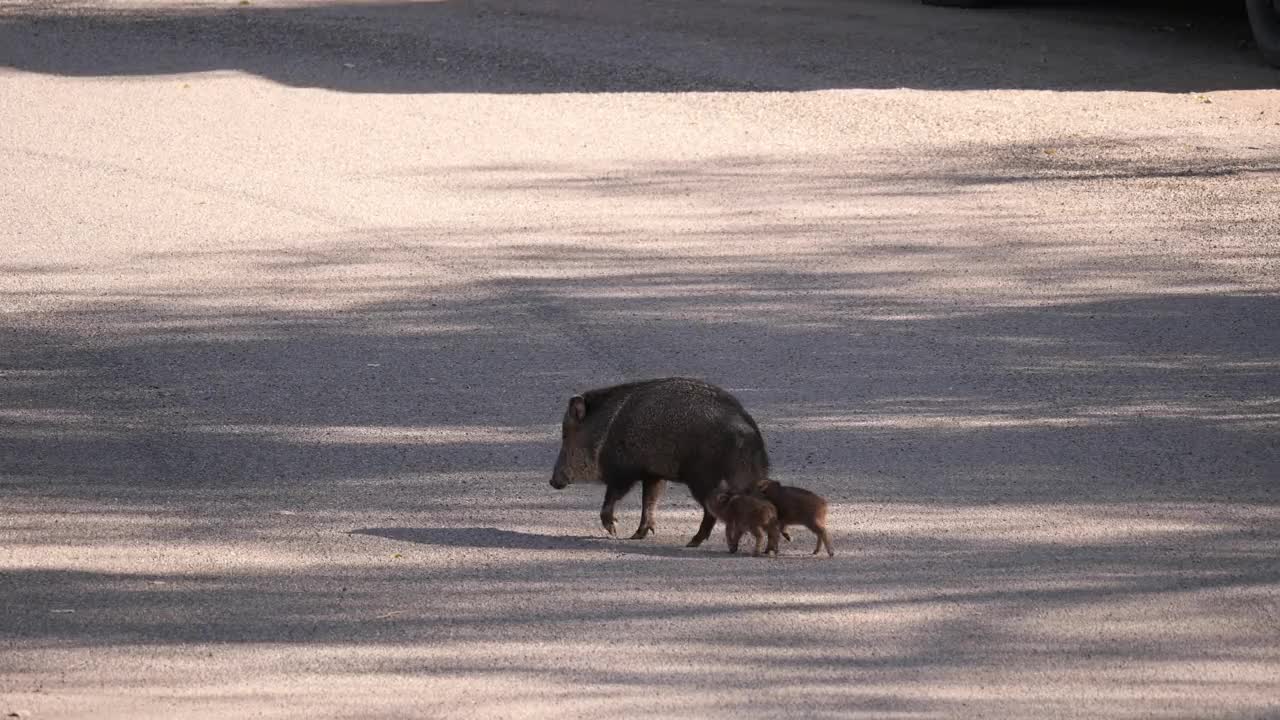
left=550, top=449, right=570, bottom=489
left=550, top=395, right=592, bottom=489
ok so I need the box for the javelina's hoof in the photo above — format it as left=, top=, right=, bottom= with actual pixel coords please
left=629, top=526, right=653, bottom=540
left=686, top=537, right=705, bottom=548
left=602, top=521, right=617, bottom=536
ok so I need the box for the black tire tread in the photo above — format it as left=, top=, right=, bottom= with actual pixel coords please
left=1246, top=0, right=1280, bottom=67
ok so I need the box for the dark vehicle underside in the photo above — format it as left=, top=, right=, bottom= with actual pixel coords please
left=922, top=0, right=1280, bottom=68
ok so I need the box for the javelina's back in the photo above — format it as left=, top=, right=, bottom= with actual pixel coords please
left=590, top=378, right=769, bottom=492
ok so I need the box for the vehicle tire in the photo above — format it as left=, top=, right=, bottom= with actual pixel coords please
left=1246, top=0, right=1280, bottom=67
left=921, top=0, right=996, bottom=6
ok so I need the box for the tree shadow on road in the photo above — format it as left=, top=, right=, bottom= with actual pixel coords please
left=3, top=148, right=1279, bottom=715
left=1, top=0, right=1275, bottom=93
left=3, top=514, right=1277, bottom=714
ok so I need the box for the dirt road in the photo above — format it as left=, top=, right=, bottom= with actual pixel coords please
left=2, top=0, right=1278, bottom=717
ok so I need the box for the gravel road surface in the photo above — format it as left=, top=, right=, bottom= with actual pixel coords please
left=2, top=0, right=1278, bottom=717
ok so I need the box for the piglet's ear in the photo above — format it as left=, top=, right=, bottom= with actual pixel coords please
left=568, top=395, right=587, bottom=421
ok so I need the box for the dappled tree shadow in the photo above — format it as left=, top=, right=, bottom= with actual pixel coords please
left=3, top=514, right=1277, bottom=714
left=3, top=146, right=1278, bottom=716
left=5, top=264, right=1276, bottom=509
left=1, top=0, right=1276, bottom=93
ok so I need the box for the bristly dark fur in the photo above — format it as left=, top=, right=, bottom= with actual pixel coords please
left=551, top=377, right=771, bottom=547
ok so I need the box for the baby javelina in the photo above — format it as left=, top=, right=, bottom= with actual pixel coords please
left=761, top=480, right=835, bottom=557
left=707, top=481, right=781, bottom=557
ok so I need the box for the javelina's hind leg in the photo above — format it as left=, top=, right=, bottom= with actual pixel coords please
left=725, top=521, right=740, bottom=554
left=630, top=478, right=664, bottom=539
left=781, top=529, right=792, bottom=542
left=687, top=507, right=717, bottom=548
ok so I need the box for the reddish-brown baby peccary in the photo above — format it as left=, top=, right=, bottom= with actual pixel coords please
left=707, top=484, right=780, bottom=557
left=761, top=480, right=835, bottom=557
left=549, top=377, right=771, bottom=547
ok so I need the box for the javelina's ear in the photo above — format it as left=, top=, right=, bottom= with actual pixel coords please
left=568, top=395, right=587, bottom=421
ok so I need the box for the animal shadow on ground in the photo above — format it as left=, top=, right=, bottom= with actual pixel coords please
left=350, top=527, right=720, bottom=558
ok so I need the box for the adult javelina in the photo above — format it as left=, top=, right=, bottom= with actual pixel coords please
left=550, top=378, right=770, bottom=547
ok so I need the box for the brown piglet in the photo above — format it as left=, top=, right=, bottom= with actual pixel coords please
left=707, top=484, right=781, bottom=557
left=761, top=480, right=835, bottom=557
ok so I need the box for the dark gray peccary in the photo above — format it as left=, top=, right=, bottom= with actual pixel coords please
left=549, top=378, right=771, bottom=547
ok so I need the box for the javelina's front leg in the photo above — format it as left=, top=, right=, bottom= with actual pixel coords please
left=687, top=507, right=717, bottom=547
left=600, top=484, right=627, bottom=537
left=630, top=478, right=664, bottom=539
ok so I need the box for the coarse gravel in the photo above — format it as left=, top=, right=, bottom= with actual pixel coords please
left=2, top=0, right=1278, bottom=717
